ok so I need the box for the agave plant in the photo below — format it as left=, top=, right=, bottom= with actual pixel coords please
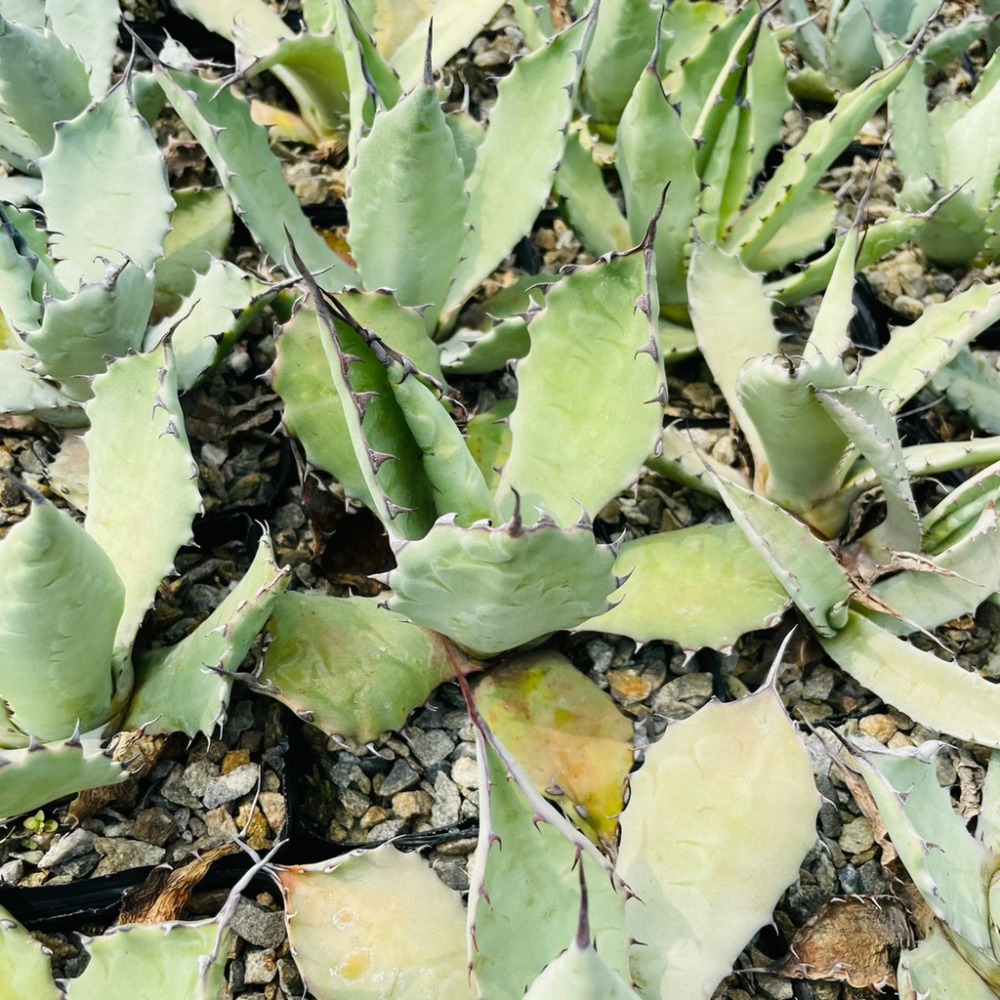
left=0, top=341, right=289, bottom=822
left=883, top=39, right=1000, bottom=266
left=845, top=737, right=1000, bottom=995
left=537, top=0, right=932, bottom=335
left=0, top=3, right=262, bottom=424
left=780, top=0, right=992, bottom=101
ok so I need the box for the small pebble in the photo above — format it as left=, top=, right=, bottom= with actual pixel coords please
left=839, top=816, right=875, bottom=856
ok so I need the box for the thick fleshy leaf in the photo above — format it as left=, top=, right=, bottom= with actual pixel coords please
left=0, top=350, right=80, bottom=425
left=845, top=741, right=993, bottom=965
left=473, top=651, right=632, bottom=845
left=154, top=64, right=358, bottom=292
left=274, top=845, right=474, bottom=1000
left=38, top=84, right=173, bottom=286
left=496, top=243, right=664, bottom=526
left=898, top=924, right=998, bottom=1000
left=144, top=258, right=260, bottom=390
left=689, top=242, right=780, bottom=466
left=0, top=500, right=123, bottom=746
left=47, top=0, right=120, bottom=97
left=25, top=262, right=155, bottom=400
left=65, top=920, right=230, bottom=1000
left=442, top=14, right=591, bottom=320
left=347, top=76, right=466, bottom=319
left=0, top=733, right=128, bottom=823
left=153, top=187, right=234, bottom=318
left=581, top=523, right=790, bottom=651
left=0, top=15, right=89, bottom=156
left=469, top=732, right=628, bottom=1000
left=714, top=474, right=853, bottom=637
left=85, top=344, right=201, bottom=658
left=387, top=514, right=617, bottom=658
left=123, top=534, right=289, bottom=737
left=617, top=61, right=700, bottom=312
left=858, top=281, right=1000, bottom=407
left=618, top=684, right=820, bottom=1000
left=820, top=611, right=1000, bottom=748
left=259, top=592, right=455, bottom=742
left=0, top=904, right=60, bottom=999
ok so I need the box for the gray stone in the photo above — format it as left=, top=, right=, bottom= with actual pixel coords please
left=222, top=698, right=256, bottom=742
left=258, top=791, right=287, bottom=836
left=161, top=759, right=219, bottom=809
left=838, top=863, right=861, bottom=894
left=130, top=807, right=177, bottom=847
left=431, top=771, right=462, bottom=828
left=432, top=858, right=470, bottom=892
left=586, top=639, right=615, bottom=673
left=38, top=827, right=96, bottom=868
left=366, top=818, right=407, bottom=842
left=202, top=763, right=260, bottom=809
left=231, top=898, right=286, bottom=948
left=92, top=838, right=165, bottom=876
left=839, top=816, right=874, bottom=855
left=0, top=859, right=24, bottom=885
left=276, top=956, right=304, bottom=995
left=450, top=756, right=478, bottom=792
left=339, top=786, right=371, bottom=818
left=379, top=758, right=419, bottom=797
left=50, top=853, right=100, bottom=879
left=243, top=948, right=278, bottom=984
left=407, top=729, right=454, bottom=768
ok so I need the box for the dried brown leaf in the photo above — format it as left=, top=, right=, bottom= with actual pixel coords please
left=116, top=842, right=240, bottom=925
left=771, top=895, right=913, bottom=990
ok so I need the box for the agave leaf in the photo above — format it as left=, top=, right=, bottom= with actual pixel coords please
left=387, top=0, right=505, bottom=92
left=555, top=126, right=631, bottom=258
left=767, top=213, right=926, bottom=304
left=0, top=208, right=45, bottom=334
left=714, top=470, right=853, bottom=637
left=579, top=0, right=658, bottom=123
left=922, top=458, right=1000, bottom=554
left=469, top=730, right=628, bottom=1000
left=820, top=610, right=1000, bottom=748
left=154, top=63, right=358, bottom=291
left=845, top=741, right=996, bottom=977
left=153, top=187, right=234, bottom=318
left=581, top=522, right=791, bottom=651
left=65, top=919, right=230, bottom=1000
left=496, top=243, right=664, bottom=526
left=47, top=0, right=119, bottom=98
left=270, top=305, right=372, bottom=502
left=618, top=681, right=819, bottom=1000
left=736, top=354, right=851, bottom=513
left=387, top=514, right=617, bottom=658
left=271, top=293, right=442, bottom=498
left=0, top=350, right=80, bottom=425
left=258, top=592, right=455, bottom=742
left=123, top=533, right=289, bottom=737
left=726, top=55, right=912, bottom=265
left=38, top=84, right=173, bottom=286
left=0, top=500, right=123, bottom=746
left=815, top=385, right=921, bottom=555
left=0, top=903, right=61, bottom=998
left=24, top=261, right=154, bottom=400
left=932, top=348, right=1000, bottom=435
left=747, top=190, right=836, bottom=273
left=0, top=15, right=89, bottom=156
left=868, top=506, right=1000, bottom=634
left=979, top=752, right=1000, bottom=855
left=441, top=13, right=591, bottom=322
left=347, top=70, right=466, bottom=320
left=802, top=222, right=860, bottom=370
left=85, top=344, right=202, bottom=658
left=689, top=242, right=780, bottom=466
left=144, top=258, right=261, bottom=391
left=273, top=844, right=473, bottom=1000
left=525, top=926, right=639, bottom=1000
left=858, top=281, right=1000, bottom=406
left=0, top=734, right=129, bottom=823
left=333, top=0, right=402, bottom=169
left=898, top=923, right=998, bottom=1000
left=616, top=58, right=699, bottom=312
left=472, top=651, right=632, bottom=846
left=465, top=398, right=513, bottom=494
